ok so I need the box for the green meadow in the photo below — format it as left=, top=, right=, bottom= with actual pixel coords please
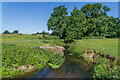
left=1, top=34, right=65, bottom=78
left=69, top=39, right=118, bottom=59
left=1, top=34, right=119, bottom=79
left=2, top=34, right=64, bottom=47
left=1, top=2, right=120, bottom=79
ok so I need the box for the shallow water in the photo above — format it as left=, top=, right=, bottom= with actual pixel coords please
left=23, top=54, right=94, bottom=78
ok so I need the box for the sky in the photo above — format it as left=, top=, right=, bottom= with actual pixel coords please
left=2, top=2, right=118, bottom=34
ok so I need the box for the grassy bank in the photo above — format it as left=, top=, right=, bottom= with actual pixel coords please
left=1, top=34, right=65, bottom=78
left=68, top=39, right=120, bottom=79
left=69, top=39, right=118, bottom=59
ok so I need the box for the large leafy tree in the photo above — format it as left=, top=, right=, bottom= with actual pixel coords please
left=106, top=17, right=119, bottom=38
left=62, top=16, right=77, bottom=43
left=70, top=7, right=87, bottom=39
left=81, top=3, right=111, bottom=37
left=47, top=6, right=68, bottom=39
left=62, top=7, right=87, bottom=42
left=47, top=3, right=119, bottom=42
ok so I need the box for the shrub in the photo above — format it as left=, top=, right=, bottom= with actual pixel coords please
left=93, top=58, right=120, bottom=79
left=48, top=53, right=65, bottom=69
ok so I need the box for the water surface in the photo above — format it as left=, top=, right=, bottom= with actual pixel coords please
left=24, top=54, right=94, bottom=78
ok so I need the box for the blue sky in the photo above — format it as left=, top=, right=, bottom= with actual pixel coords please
left=2, top=2, right=118, bottom=34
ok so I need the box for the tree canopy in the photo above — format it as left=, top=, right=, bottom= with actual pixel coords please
left=47, top=3, right=119, bottom=43
left=47, top=6, right=68, bottom=39
left=2, top=30, right=10, bottom=34
left=13, top=30, right=19, bottom=34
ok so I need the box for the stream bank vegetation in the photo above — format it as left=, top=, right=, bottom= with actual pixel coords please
left=2, top=34, right=65, bottom=78
left=68, top=40, right=120, bottom=79
left=2, top=2, right=120, bottom=79
left=47, top=3, right=119, bottom=79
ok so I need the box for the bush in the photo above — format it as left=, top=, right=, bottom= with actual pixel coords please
left=48, top=53, right=65, bottom=69
left=93, top=58, right=120, bottom=79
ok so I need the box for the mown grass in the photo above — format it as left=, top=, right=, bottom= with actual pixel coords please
left=69, top=39, right=118, bottom=59
left=2, top=34, right=65, bottom=78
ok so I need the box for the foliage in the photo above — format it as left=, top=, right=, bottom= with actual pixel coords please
left=2, top=30, right=10, bottom=34
left=68, top=42, right=86, bottom=57
left=41, top=31, right=49, bottom=38
left=2, top=67, right=23, bottom=78
left=47, top=3, right=119, bottom=43
left=2, top=36, right=65, bottom=78
left=48, top=53, right=65, bottom=69
left=47, top=6, right=68, bottom=39
left=93, top=58, right=120, bottom=79
left=51, top=31, right=59, bottom=36
left=12, top=30, right=19, bottom=34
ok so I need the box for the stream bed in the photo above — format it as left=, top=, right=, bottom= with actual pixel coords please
left=23, top=54, right=94, bottom=78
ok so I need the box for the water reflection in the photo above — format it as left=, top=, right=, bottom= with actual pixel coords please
left=28, top=55, right=94, bottom=78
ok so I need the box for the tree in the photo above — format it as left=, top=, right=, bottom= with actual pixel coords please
left=81, top=3, right=113, bottom=37
left=62, top=16, right=76, bottom=43
left=13, top=30, right=18, bottom=34
left=70, top=7, right=87, bottom=39
left=47, top=3, right=119, bottom=42
left=3, top=30, right=10, bottom=34
left=41, top=31, right=49, bottom=38
left=51, top=31, right=59, bottom=36
left=36, top=32, right=40, bottom=34
left=47, top=6, right=68, bottom=39
left=105, top=17, right=119, bottom=38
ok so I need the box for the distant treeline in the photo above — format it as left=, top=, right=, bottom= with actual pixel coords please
left=2, top=30, right=19, bottom=34
left=2, top=30, right=50, bottom=36
left=47, top=3, right=120, bottom=42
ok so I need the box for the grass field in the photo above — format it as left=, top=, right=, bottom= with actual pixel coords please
left=1, top=34, right=119, bottom=78
left=2, top=34, right=64, bottom=47
left=1, top=34, right=65, bottom=78
left=69, top=39, right=118, bottom=59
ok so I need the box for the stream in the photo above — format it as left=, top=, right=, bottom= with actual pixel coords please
left=22, top=46, right=94, bottom=79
